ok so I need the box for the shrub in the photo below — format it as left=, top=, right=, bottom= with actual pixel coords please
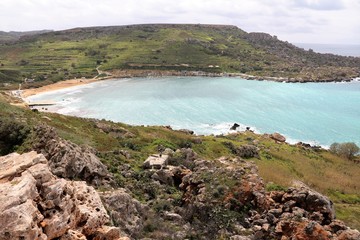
left=0, top=118, right=30, bottom=155
left=266, top=182, right=287, bottom=192
left=223, top=141, right=259, bottom=159
left=329, top=142, right=359, bottom=160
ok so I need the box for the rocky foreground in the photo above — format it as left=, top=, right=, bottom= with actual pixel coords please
left=1, top=125, right=360, bottom=239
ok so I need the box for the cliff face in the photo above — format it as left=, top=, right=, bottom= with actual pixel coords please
left=32, top=125, right=114, bottom=187
left=0, top=151, right=124, bottom=240
left=1, top=148, right=359, bottom=239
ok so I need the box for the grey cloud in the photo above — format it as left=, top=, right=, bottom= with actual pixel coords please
left=0, top=0, right=359, bottom=44
left=292, top=0, right=345, bottom=10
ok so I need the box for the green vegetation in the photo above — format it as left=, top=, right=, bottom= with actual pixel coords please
left=329, top=142, right=359, bottom=160
left=0, top=93, right=359, bottom=229
left=0, top=24, right=359, bottom=89
left=0, top=117, right=30, bottom=155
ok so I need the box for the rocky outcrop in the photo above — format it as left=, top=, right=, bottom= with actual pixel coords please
left=270, top=132, right=286, bottom=142
left=178, top=129, right=194, bottom=135
left=101, top=189, right=146, bottom=238
left=143, top=154, right=169, bottom=169
left=223, top=142, right=259, bottom=159
left=32, top=125, right=113, bottom=187
left=0, top=151, right=121, bottom=240
left=94, top=121, right=135, bottom=139
left=140, top=150, right=359, bottom=239
left=245, top=180, right=359, bottom=239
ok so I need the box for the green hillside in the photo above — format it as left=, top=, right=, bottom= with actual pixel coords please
left=1, top=93, right=360, bottom=231
left=0, top=24, right=359, bottom=89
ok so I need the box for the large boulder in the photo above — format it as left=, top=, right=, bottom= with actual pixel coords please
left=282, top=181, right=335, bottom=223
left=143, top=154, right=169, bottom=169
left=101, top=189, right=146, bottom=238
left=270, top=132, right=286, bottom=142
left=94, top=121, right=135, bottom=138
left=246, top=180, right=359, bottom=239
left=0, top=151, right=121, bottom=240
left=32, top=125, right=113, bottom=187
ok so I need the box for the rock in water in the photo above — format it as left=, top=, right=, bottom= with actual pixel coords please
left=230, top=123, right=240, bottom=131
left=0, top=151, right=121, bottom=240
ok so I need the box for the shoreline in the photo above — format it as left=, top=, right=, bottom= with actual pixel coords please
left=18, top=70, right=360, bottom=100
left=7, top=74, right=359, bottom=150
left=20, top=78, right=105, bottom=98
left=108, top=69, right=360, bottom=83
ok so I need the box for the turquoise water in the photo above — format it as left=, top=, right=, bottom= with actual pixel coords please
left=27, top=77, right=360, bottom=147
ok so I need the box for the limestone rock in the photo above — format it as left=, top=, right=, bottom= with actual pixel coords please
left=151, top=169, right=174, bottom=186
left=95, top=121, right=135, bottom=138
left=0, top=151, right=47, bottom=180
left=337, top=229, right=360, bottom=240
left=0, top=151, right=120, bottom=240
left=287, top=180, right=335, bottom=222
left=32, top=125, right=113, bottom=187
left=223, top=142, right=259, bottom=159
left=270, top=132, right=286, bottom=142
left=236, top=144, right=259, bottom=159
left=101, top=189, right=146, bottom=237
left=143, top=154, right=169, bottom=169
left=0, top=152, right=47, bottom=240
left=230, top=235, right=252, bottom=240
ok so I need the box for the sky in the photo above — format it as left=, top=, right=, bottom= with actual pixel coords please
left=1, top=0, right=359, bottom=44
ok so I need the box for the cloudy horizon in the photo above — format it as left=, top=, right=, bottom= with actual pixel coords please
left=1, top=0, right=359, bottom=44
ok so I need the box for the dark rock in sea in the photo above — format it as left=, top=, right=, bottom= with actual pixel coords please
left=230, top=123, right=240, bottom=131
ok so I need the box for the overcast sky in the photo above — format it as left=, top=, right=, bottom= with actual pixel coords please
left=1, top=0, right=359, bottom=44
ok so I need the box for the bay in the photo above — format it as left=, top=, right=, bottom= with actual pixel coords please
left=27, top=77, right=360, bottom=147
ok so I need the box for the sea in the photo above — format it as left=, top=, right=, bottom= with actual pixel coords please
left=26, top=76, right=360, bottom=148
left=294, top=43, right=360, bottom=57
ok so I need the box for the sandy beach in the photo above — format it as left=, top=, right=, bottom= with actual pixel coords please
left=21, top=78, right=101, bottom=98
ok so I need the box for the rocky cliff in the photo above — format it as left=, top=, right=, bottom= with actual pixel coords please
left=32, top=125, right=114, bottom=187
left=1, top=123, right=359, bottom=239
left=0, top=151, right=125, bottom=240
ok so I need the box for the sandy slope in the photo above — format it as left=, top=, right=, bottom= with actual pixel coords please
left=21, top=78, right=100, bottom=98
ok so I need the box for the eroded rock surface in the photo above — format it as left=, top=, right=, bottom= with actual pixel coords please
left=0, top=151, right=120, bottom=240
left=246, top=180, right=359, bottom=239
left=270, top=132, right=286, bottom=142
left=101, top=189, right=146, bottom=238
left=32, top=125, right=113, bottom=187
left=140, top=151, right=359, bottom=239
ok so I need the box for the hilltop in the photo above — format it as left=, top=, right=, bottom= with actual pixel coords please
left=0, top=29, right=53, bottom=42
left=0, top=24, right=359, bottom=89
